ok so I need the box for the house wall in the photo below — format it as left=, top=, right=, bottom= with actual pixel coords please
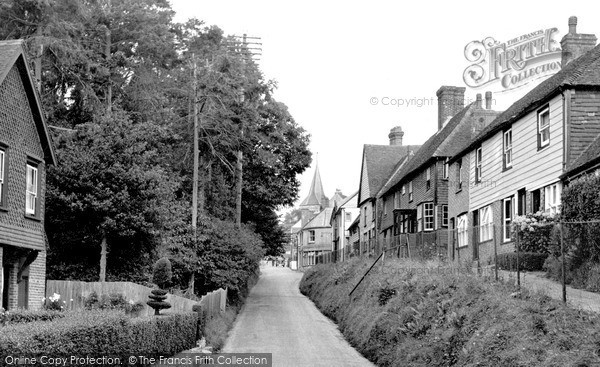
left=0, top=65, right=47, bottom=250
left=470, top=94, right=564, bottom=210
left=567, top=89, right=600, bottom=167
left=0, top=64, right=48, bottom=310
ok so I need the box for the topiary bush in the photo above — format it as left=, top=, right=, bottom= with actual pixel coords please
left=148, top=257, right=173, bottom=315
left=497, top=252, right=548, bottom=271
left=152, top=257, right=172, bottom=289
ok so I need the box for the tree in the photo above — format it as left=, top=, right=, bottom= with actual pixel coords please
left=46, top=111, right=180, bottom=281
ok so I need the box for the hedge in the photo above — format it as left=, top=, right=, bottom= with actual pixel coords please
left=2, top=309, right=66, bottom=324
left=0, top=310, right=197, bottom=358
left=496, top=252, right=548, bottom=271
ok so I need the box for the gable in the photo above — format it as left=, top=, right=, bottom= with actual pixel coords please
left=358, top=154, right=370, bottom=205
left=0, top=41, right=55, bottom=165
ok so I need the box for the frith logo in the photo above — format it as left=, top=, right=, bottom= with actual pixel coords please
left=463, top=28, right=562, bottom=91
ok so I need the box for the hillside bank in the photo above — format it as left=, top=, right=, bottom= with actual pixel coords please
left=299, top=258, right=600, bottom=366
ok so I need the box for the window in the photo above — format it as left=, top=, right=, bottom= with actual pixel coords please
left=544, top=183, right=561, bottom=214
left=517, top=188, right=526, bottom=216
left=402, top=185, right=406, bottom=195
left=442, top=205, right=448, bottom=227
left=538, top=107, right=550, bottom=148
left=383, top=198, right=388, bottom=216
left=457, top=214, right=468, bottom=248
left=417, top=202, right=434, bottom=232
left=443, top=158, right=449, bottom=179
left=475, top=147, right=482, bottom=183
left=457, top=159, right=463, bottom=191
left=372, top=202, right=376, bottom=222
left=503, top=197, right=514, bottom=242
left=417, top=204, right=422, bottom=232
left=309, top=230, right=315, bottom=243
left=426, top=167, right=431, bottom=191
left=503, top=129, right=512, bottom=169
left=26, top=163, right=39, bottom=216
left=424, top=203, right=434, bottom=230
left=0, top=148, right=5, bottom=207
left=363, top=207, right=367, bottom=226
left=394, top=191, right=399, bottom=208
left=345, top=212, right=351, bottom=221
left=532, top=189, right=542, bottom=213
left=479, top=205, right=493, bottom=242
left=408, top=181, right=413, bottom=202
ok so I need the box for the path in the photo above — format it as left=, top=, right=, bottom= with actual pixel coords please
left=495, top=269, right=600, bottom=313
left=222, top=265, right=374, bottom=367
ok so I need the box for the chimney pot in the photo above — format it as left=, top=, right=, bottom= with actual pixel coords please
left=475, top=93, right=482, bottom=108
left=485, top=91, right=492, bottom=109
left=569, top=16, right=577, bottom=34
left=388, top=126, right=404, bottom=146
left=561, top=16, right=597, bottom=66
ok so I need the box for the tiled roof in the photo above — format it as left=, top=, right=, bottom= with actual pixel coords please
left=379, top=103, right=475, bottom=195
left=564, top=134, right=600, bottom=177
left=0, top=39, right=56, bottom=165
left=0, top=40, right=23, bottom=84
left=453, top=42, right=600, bottom=161
left=303, top=208, right=333, bottom=230
left=359, top=144, right=420, bottom=204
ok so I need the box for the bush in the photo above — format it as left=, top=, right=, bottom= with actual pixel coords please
left=84, top=292, right=128, bottom=310
left=496, top=252, right=548, bottom=271
left=153, top=257, right=172, bottom=289
left=0, top=310, right=197, bottom=358
left=0, top=309, right=66, bottom=325
left=512, top=212, right=557, bottom=254
left=43, top=293, right=67, bottom=311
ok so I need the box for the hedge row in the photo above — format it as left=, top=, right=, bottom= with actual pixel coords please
left=496, top=252, right=548, bottom=271
left=2, top=309, right=66, bottom=324
left=0, top=310, right=197, bottom=358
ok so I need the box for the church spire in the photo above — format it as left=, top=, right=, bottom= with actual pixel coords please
left=300, top=159, right=329, bottom=209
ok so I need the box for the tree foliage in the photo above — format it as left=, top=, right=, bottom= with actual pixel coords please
left=1, top=0, right=311, bottom=295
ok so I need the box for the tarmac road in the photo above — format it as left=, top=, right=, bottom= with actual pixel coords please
left=222, top=265, right=375, bottom=367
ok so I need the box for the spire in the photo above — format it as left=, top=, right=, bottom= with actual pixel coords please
left=300, top=160, right=329, bottom=208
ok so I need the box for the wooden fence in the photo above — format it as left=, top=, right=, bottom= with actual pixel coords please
left=46, top=280, right=226, bottom=318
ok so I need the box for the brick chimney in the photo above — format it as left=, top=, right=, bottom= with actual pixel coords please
left=475, top=93, right=482, bottom=108
left=388, top=126, right=404, bottom=146
left=485, top=91, right=493, bottom=109
left=561, top=16, right=597, bottom=67
left=436, top=86, right=465, bottom=130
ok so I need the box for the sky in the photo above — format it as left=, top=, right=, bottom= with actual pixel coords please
left=169, top=0, right=600, bottom=215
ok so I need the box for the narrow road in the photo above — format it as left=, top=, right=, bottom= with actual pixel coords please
left=222, top=265, right=374, bottom=367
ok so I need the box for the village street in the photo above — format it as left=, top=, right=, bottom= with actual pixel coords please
left=222, top=265, right=374, bottom=367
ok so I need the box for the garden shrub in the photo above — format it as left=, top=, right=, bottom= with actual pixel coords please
left=148, top=258, right=173, bottom=315
left=0, top=310, right=197, bottom=358
left=512, top=212, right=557, bottom=254
left=0, top=309, right=66, bottom=325
left=496, top=252, right=549, bottom=271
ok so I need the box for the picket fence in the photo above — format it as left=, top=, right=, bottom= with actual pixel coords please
left=45, top=280, right=226, bottom=318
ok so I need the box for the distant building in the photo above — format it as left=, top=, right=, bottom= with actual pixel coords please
left=298, top=162, right=329, bottom=226
left=357, top=127, right=420, bottom=256
left=330, top=191, right=359, bottom=262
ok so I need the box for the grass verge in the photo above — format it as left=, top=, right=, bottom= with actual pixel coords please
left=300, top=257, right=600, bottom=366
